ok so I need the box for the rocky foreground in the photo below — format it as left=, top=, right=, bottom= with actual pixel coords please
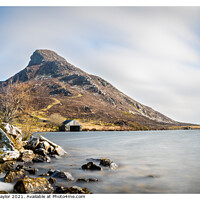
left=0, top=123, right=118, bottom=194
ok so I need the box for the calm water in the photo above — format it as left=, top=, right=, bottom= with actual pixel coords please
left=1, top=130, right=200, bottom=193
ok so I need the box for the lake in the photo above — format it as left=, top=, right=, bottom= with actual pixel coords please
left=1, top=130, right=200, bottom=193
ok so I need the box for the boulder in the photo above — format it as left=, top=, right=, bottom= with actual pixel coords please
left=53, top=146, right=67, bottom=157
left=110, top=162, right=118, bottom=170
left=25, top=137, right=39, bottom=150
left=39, top=136, right=67, bottom=157
left=100, top=158, right=118, bottom=170
left=14, top=177, right=54, bottom=194
left=2, top=123, right=22, bottom=139
left=76, top=178, right=98, bottom=182
left=37, top=141, right=51, bottom=152
left=0, top=161, right=18, bottom=171
left=55, top=186, right=91, bottom=194
left=39, top=173, right=50, bottom=177
left=34, top=148, right=48, bottom=156
left=19, top=150, right=35, bottom=163
left=48, top=177, right=56, bottom=184
left=1, top=123, right=23, bottom=152
left=81, top=162, right=102, bottom=171
left=24, top=167, right=38, bottom=175
left=32, top=154, right=51, bottom=163
left=0, top=150, right=20, bottom=162
left=51, top=170, right=74, bottom=181
left=4, top=169, right=26, bottom=183
left=48, top=169, right=55, bottom=175
left=0, top=128, right=21, bottom=161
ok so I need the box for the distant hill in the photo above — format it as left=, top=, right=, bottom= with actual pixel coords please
left=0, top=49, right=191, bottom=130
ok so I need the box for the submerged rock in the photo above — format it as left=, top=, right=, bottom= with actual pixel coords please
left=76, top=178, right=98, bottom=182
left=4, top=169, right=26, bottom=183
left=51, top=170, right=74, bottom=181
left=48, top=169, right=56, bottom=175
left=24, top=167, right=38, bottom=175
left=14, top=177, right=54, bottom=194
left=82, top=162, right=102, bottom=171
left=100, top=158, right=118, bottom=170
left=146, top=174, right=160, bottom=178
left=55, top=186, right=91, bottom=194
left=39, top=173, right=50, bottom=177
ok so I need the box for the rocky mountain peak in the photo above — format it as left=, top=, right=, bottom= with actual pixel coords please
left=28, top=49, right=67, bottom=66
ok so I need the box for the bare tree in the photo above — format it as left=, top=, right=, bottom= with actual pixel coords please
left=0, top=80, right=29, bottom=123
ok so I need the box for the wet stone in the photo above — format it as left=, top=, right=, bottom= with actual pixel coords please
left=34, top=148, right=48, bottom=157
left=39, top=173, right=50, bottom=177
left=19, top=150, right=35, bottom=163
left=55, top=186, right=91, bottom=194
left=24, top=167, right=38, bottom=175
left=146, top=175, right=160, bottom=178
left=76, top=178, right=98, bottom=182
left=76, top=178, right=88, bottom=182
left=33, top=154, right=51, bottom=163
left=4, top=169, right=27, bottom=183
left=51, top=170, right=74, bottom=181
left=48, top=177, right=56, bottom=184
left=82, top=162, right=102, bottom=171
left=100, top=158, right=118, bottom=170
left=14, top=177, right=54, bottom=194
left=48, top=169, right=56, bottom=176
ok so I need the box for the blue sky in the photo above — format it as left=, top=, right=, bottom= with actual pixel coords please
left=0, top=7, right=200, bottom=124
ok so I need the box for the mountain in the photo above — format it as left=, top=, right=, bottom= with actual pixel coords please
left=1, top=49, right=186, bottom=130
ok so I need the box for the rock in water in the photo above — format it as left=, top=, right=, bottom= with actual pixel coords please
left=48, top=177, right=56, bottom=184
left=55, top=186, right=91, bottom=194
left=14, top=177, right=54, bottom=194
left=32, top=154, right=51, bottom=163
left=39, top=135, right=67, bottom=157
left=76, top=178, right=98, bottom=182
left=51, top=170, right=74, bottom=181
left=4, top=169, right=26, bottom=183
left=100, top=158, right=118, bottom=170
left=81, top=162, right=102, bottom=171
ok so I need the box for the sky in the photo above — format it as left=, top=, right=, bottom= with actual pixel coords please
left=0, top=7, right=200, bottom=124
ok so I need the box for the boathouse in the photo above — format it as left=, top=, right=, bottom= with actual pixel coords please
left=59, top=120, right=82, bottom=132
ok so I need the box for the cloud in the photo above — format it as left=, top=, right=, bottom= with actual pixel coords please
left=0, top=7, right=200, bottom=123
